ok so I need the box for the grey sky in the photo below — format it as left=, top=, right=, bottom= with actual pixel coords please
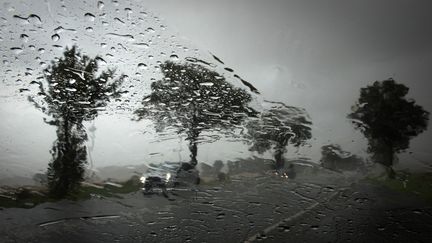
left=1, top=0, right=432, bottom=180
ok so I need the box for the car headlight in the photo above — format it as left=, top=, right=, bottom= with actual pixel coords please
left=140, top=176, right=146, bottom=184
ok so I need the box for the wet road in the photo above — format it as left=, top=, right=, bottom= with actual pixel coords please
left=1, top=175, right=431, bottom=242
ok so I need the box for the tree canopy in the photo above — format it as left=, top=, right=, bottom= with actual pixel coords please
left=30, top=45, right=123, bottom=126
left=246, top=100, right=312, bottom=170
left=320, top=144, right=364, bottom=172
left=135, top=61, right=257, bottom=165
left=348, top=78, right=429, bottom=178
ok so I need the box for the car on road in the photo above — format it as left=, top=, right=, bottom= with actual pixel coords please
left=140, top=161, right=200, bottom=197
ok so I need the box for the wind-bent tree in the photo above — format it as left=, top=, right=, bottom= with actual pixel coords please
left=135, top=61, right=257, bottom=166
left=246, top=101, right=312, bottom=170
left=348, top=79, right=429, bottom=178
left=29, top=45, right=123, bottom=197
left=320, top=144, right=364, bottom=172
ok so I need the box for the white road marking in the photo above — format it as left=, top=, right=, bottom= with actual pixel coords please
left=245, top=189, right=343, bottom=242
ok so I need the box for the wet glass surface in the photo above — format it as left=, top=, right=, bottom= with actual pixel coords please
left=1, top=0, right=432, bottom=242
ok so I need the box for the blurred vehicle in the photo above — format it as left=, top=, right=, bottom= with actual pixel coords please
left=140, top=161, right=200, bottom=197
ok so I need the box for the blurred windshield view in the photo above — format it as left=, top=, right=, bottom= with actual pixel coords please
left=1, top=0, right=432, bottom=242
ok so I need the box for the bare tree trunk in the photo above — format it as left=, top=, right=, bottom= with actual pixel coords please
left=188, top=106, right=199, bottom=167
left=387, top=147, right=396, bottom=179
left=274, top=146, right=285, bottom=170
left=189, top=137, right=198, bottom=166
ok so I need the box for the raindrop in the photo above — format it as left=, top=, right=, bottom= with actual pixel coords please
left=10, top=47, right=23, bottom=54
left=13, top=14, right=42, bottom=25
left=28, top=14, right=42, bottom=24
left=170, top=54, right=179, bottom=61
left=216, top=213, right=225, bottom=220
left=199, top=82, right=214, bottom=87
left=65, top=87, right=77, bottom=92
left=311, top=225, right=319, bottom=230
left=97, top=1, right=105, bottom=10
left=54, top=26, right=64, bottom=33
left=20, top=34, right=29, bottom=42
left=95, top=57, right=107, bottom=65
left=137, top=63, right=147, bottom=70
left=133, top=43, right=149, bottom=49
left=146, top=27, right=155, bottom=33
left=106, top=33, right=134, bottom=41
left=38, top=48, right=45, bottom=53
left=84, top=13, right=95, bottom=22
left=85, top=27, right=94, bottom=32
left=53, top=45, right=63, bottom=50
left=114, top=17, right=125, bottom=25
left=51, top=34, right=60, bottom=42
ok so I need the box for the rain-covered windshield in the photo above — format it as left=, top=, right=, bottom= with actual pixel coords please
left=1, top=0, right=431, bottom=242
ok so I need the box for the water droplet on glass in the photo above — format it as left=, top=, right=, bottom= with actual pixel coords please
left=133, top=43, right=149, bottom=49
left=10, top=47, right=23, bottom=54
left=54, top=26, right=64, bottom=34
left=20, top=34, right=29, bottom=42
left=84, top=13, right=95, bottom=22
left=106, top=33, right=134, bottom=41
left=114, top=17, right=125, bottom=25
left=170, top=54, right=179, bottom=61
left=137, top=63, right=148, bottom=70
left=28, top=14, right=42, bottom=24
left=97, top=1, right=105, bottom=10
left=51, top=34, right=60, bottom=42
left=200, top=82, right=214, bottom=87
left=95, top=57, right=107, bottom=65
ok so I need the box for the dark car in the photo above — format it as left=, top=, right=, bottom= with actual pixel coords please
left=140, top=161, right=200, bottom=197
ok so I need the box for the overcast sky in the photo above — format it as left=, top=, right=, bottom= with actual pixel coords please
left=1, top=0, right=432, bottom=180
left=145, top=0, right=432, bottom=161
